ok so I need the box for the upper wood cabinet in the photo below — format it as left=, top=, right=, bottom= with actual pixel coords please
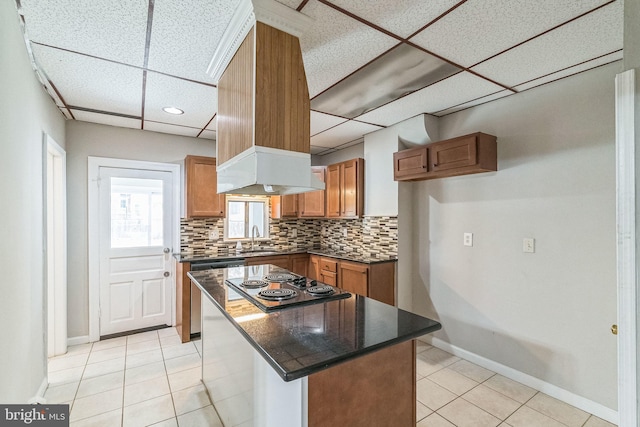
left=326, top=159, right=364, bottom=218
left=280, top=194, right=299, bottom=217
left=393, top=132, right=497, bottom=182
left=184, top=155, right=226, bottom=218
left=272, top=166, right=327, bottom=219
left=393, top=146, right=428, bottom=180
left=300, top=167, right=326, bottom=217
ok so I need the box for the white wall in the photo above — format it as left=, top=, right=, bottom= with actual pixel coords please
left=363, top=128, right=399, bottom=216
left=66, top=121, right=216, bottom=338
left=412, top=62, right=620, bottom=409
left=0, top=1, right=66, bottom=402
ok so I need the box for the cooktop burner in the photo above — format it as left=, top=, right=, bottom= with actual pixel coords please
left=224, top=266, right=351, bottom=312
left=240, top=279, right=269, bottom=289
left=258, top=288, right=297, bottom=301
left=306, top=285, right=335, bottom=296
left=264, top=273, right=297, bottom=282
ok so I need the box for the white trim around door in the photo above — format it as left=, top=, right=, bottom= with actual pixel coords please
left=43, top=133, right=67, bottom=357
left=88, top=157, right=180, bottom=342
left=615, top=68, right=637, bottom=427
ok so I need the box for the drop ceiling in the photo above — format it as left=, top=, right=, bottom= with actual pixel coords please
left=15, top=0, right=623, bottom=155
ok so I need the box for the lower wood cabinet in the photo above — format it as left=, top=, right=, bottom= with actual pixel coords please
left=308, top=255, right=396, bottom=305
left=176, top=260, right=192, bottom=343
left=290, top=253, right=309, bottom=276
left=245, top=255, right=291, bottom=270
left=308, top=255, right=320, bottom=281
left=319, top=257, right=338, bottom=287
left=338, top=261, right=368, bottom=296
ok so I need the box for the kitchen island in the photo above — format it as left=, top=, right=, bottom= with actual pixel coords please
left=188, top=265, right=441, bottom=427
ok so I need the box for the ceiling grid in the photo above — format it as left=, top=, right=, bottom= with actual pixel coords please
left=15, top=0, right=623, bottom=152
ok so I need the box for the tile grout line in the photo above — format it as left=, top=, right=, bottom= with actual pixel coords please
left=159, top=331, right=179, bottom=425
left=120, top=335, right=130, bottom=427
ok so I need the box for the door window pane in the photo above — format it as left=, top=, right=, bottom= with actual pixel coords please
left=110, top=177, right=163, bottom=248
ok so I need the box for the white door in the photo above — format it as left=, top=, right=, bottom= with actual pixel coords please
left=98, top=166, right=173, bottom=336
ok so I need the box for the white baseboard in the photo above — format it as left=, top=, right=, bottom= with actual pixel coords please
left=27, top=377, right=48, bottom=404
left=67, top=335, right=90, bottom=346
left=421, top=337, right=619, bottom=425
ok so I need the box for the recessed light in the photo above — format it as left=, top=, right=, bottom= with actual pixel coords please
left=163, top=106, right=184, bottom=115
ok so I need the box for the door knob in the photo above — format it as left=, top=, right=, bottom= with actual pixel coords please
left=164, top=271, right=170, bottom=277
left=611, top=324, right=618, bottom=335
left=163, top=248, right=171, bottom=254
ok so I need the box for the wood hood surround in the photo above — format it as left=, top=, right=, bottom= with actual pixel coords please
left=207, top=0, right=323, bottom=195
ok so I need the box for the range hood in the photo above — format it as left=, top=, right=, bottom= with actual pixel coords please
left=207, top=0, right=323, bottom=195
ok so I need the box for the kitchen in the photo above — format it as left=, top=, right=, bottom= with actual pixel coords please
left=0, top=0, right=635, bottom=426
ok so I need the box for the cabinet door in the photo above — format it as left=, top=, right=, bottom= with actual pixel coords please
left=300, top=167, right=325, bottom=217
left=290, top=254, right=309, bottom=276
left=325, top=164, right=341, bottom=218
left=430, top=135, right=477, bottom=173
left=185, top=156, right=226, bottom=218
left=280, top=194, right=299, bottom=217
left=308, top=255, right=320, bottom=280
left=320, top=271, right=337, bottom=286
left=341, top=159, right=362, bottom=217
left=394, top=147, right=428, bottom=180
left=339, top=261, right=368, bottom=297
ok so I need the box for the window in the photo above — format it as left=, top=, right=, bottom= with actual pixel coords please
left=110, top=177, right=164, bottom=248
left=224, top=196, right=269, bottom=241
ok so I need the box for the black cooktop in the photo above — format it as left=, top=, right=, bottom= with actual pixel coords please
left=224, top=265, right=351, bottom=312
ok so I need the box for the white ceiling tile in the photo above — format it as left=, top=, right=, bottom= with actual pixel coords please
left=311, top=111, right=348, bottom=136
left=144, top=72, right=217, bottom=128
left=434, top=90, right=512, bottom=116
left=410, top=0, right=611, bottom=68
left=311, top=120, right=382, bottom=148
left=514, top=51, right=623, bottom=92
left=21, top=0, right=147, bottom=66
left=357, top=72, right=504, bottom=126
left=143, top=121, right=200, bottom=138
left=148, top=0, right=239, bottom=83
left=199, top=129, right=217, bottom=140
left=205, top=116, right=218, bottom=131
left=328, top=0, right=459, bottom=38
left=300, top=0, right=398, bottom=97
left=72, top=110, right=141, bottom=129
left=31, top=44, right=143, bottom=116
left=471, top=1, right=623, bottom=87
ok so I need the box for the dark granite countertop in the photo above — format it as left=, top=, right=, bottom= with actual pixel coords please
left=188, top=267, right=441, bottom=382
left=174, top=248, right=397, bottom=265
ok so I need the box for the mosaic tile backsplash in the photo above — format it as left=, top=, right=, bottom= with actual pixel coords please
left=180, top=216, right=397, bottom=259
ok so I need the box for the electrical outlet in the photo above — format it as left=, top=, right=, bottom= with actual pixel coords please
left=343, top=228, right=348, bottom=238
left=523, top=238, right=535, bottom=253
left=291, top=228, right=297, bottom=238
left=209, top=229, right=219, bottom=240
left=463, top=232, right=473, bottom=247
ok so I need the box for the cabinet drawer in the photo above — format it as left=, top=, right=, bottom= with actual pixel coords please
left=319, top=258, right=337, bottom=273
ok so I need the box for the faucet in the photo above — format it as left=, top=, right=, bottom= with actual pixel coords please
left=251, top=225, right=260, bottom=250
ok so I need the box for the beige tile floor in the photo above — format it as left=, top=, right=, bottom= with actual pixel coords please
left=44, top=328, right=616, bottom=427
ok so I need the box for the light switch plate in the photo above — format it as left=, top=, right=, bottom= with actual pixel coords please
left=523, top=238, right=535, bottom=253
left=463, top=232, right=473, bottom=247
